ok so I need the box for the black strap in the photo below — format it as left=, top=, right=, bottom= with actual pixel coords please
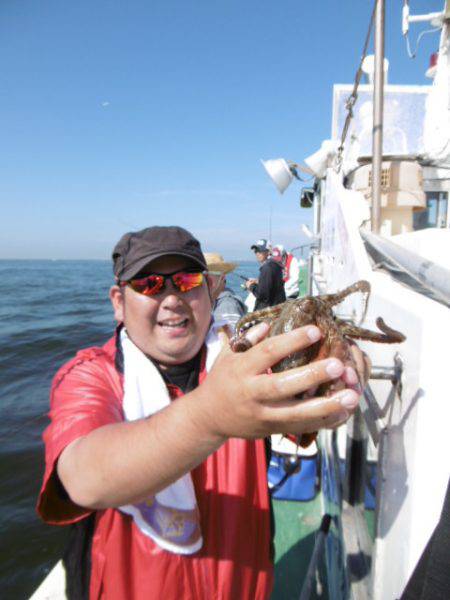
left=115, top=324, right=201, bottom=393
left=62, top=513, right=96, bottom=600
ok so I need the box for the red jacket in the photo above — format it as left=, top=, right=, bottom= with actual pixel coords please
left=38, top=336, right=273, bottom=600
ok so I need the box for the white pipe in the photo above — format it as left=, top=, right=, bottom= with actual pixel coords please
left=408, top=12, right=444, bottom=24
left=361, top=230, right=450, bottom=306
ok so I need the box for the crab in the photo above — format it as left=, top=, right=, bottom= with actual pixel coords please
left=231, top=280, right=405, bottom=443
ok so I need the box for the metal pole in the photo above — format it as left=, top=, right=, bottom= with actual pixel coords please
left=268, top=203, right=272, bottom=244
left=343, top=408, right=368, bottom=506
left=372, top=0, right=385, bottom=233
left=298, top=514, right=331, bottom=600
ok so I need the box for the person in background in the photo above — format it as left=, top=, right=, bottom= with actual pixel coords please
left=245, top=239, right=286, bottom=310
left=37, top=225, right=366, bottom=600
left=270, top=245, right=283, bottom=265
left=204, top=252, right=247, bottom=330
left=273, top=244, right=300, bottom=299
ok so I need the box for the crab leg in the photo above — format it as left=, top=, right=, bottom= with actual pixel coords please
left=319, top=280, right=370, bottom=306
left=230, top=303, right=286, bottom=352
left=336, top=317, right=406, bottom=343
left=319, top=280, right=371, bottom=324
left=234, top=303, right=285, bottom=335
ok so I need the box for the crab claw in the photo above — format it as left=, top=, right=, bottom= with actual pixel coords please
left=230, top=335, right=253, bottom=352
left=375, top=317, right=406, bottom=343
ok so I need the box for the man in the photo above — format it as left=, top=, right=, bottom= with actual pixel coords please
left=246, top=239, right=285, bottom=310
left=273, top=244, right=300, bottom=299
left=38, top=225, right=363, bottom=600
left=204, top=252, right=247, bottom=330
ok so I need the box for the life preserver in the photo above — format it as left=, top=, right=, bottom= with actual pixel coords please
left=283, top=253, right=294, bottom=283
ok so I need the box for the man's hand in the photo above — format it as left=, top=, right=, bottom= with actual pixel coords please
left=56, top=324, right=368, bottom=509
left=191, top=323, right=363, bottom=440
left=245, top=278, right=258, bottom=290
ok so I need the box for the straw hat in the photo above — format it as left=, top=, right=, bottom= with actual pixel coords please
left=204, top=252, right=237, bottom=274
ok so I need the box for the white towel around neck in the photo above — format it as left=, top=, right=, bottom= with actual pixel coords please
left=119, top=324, right=223, bottom=554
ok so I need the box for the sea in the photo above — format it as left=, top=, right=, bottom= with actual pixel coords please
left=0, top=259, right=259, bottom=599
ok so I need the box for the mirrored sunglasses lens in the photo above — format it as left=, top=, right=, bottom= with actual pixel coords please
left=130, top=275, right=163, bottom=295
left=173, top=272, right=203, bottom=292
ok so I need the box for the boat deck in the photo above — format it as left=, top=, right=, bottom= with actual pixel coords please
left=271, top=495, right=328, bottom=599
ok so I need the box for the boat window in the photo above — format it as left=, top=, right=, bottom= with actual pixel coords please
left=413, top=191, right=448, bottom=230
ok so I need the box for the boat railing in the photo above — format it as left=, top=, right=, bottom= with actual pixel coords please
left=340, top=353, right=405, bottom=599
left=311, top=267, right=407, bottom=598
left=298, top=514, right=332, bottom=600
left=360, top=356, right=404, bottom=447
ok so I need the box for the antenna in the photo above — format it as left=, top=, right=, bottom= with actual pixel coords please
left=268, top=203, right=273, bottom=244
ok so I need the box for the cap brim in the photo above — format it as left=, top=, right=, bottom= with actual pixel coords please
left=119, top=252, right=206, bottom=280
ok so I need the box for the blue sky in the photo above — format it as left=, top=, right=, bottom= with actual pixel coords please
left=0, top=0, right=442, bottom=260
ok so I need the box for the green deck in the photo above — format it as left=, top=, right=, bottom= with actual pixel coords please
left=271, top=495, right=327, bottom=599
left=298, top=265, right=308, bottom=297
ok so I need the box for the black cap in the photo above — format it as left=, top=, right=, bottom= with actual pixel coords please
left=112, top=226, right=207, bottom=281
left=250, top=238, right=270, bottom=253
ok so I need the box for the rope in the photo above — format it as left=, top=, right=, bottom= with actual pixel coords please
left=402, top=0, right=441, bottom=60
left=405, top=27, right=441, bottom=59
left=335, top=0, right=377, bottom=171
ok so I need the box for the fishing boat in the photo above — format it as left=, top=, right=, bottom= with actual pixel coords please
left=262, top=2, right=450, bottom=599
left=31, top=2, right=450, bottom=599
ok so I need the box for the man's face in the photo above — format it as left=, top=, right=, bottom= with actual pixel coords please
left=110, top=256, right=212, bottom=367
left=255, top=250, right=268, bottom=264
